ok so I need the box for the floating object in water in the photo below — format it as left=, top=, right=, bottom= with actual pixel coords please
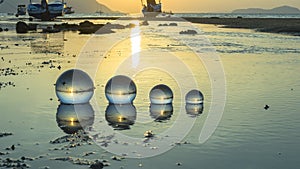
left=150, top=104, right=173, bottom=121
left=105, top=75, right=137, bottom=104
left=185, top=89, right=204, bottom=104
left=55, top=69, right=94, bottom=104
left=105, top=104, right=137, bottom=130
left=185, top=103, right=204, bottom=116
left=144, top=130, right=154, bottom=138
left=149, top=84, right=173, bottom=104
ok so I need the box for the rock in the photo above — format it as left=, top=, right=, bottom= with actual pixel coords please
left=179, top=30, right=197, bottom=35
left=16, top=21, right=28, bottom=33
left=0, top=27, right=3, bottom=32
left=4, top=28, right=8, bottom=31
left=169, top=23, right=178, bottom=26
left=144, top=130, right=154, bottom=138
left=90, top=161, right=104, bottom=169
left=28, top=24, right=37, bottom=31
left=264, top=105, right=270, bottom=110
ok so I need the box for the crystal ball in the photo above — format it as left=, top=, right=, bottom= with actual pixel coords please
left=105, top=104, right=137, bottom=130
left=55, top=69, right=94, bottom=104
left=185, top=89, right=204, bottom=104
left=149, top=84, right=173, bottom=104
left=105, top=75, right=137, bottom=104
left=150, top=104, right=173, bottom=121
left=56, top=103, right=95, bottom=134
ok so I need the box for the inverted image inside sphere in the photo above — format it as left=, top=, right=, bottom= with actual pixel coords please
left=149, top=84, right=173, bottom=104
left=105, top=75, right=137, bottom=104
left=55, top=69, right=94, bottom=104
left=185, top=89, right=204, bottom=104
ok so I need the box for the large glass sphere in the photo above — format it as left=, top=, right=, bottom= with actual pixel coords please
left=105, top=104, right=137, bottom=130
left=185, top=103, right=204, bottom=117
left=149, top=84, right=173, bottom=104
left=185, top=89, right=204, bottom=104
left=105, top=75, right=137, bottom=104
left=150, top=104, right=173, bottom=121
left=55, top=69, right=94, bottom=104
left=56, top=103, right=95, bottom=134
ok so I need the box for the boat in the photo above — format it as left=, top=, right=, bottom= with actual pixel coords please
left=16, top=5, right=27, bottom=17
left=64, top=5, right=74, bottom=14
left=63, top=2, right=74, bottom=14
left=141, top=0, right=162, bottom=17
left=27, top=0, right=64, bottom=21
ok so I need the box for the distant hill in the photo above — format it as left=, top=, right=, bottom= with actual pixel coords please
left=232, top=5, right=300, bottom=14
left=0, top=0, right=118, bottom=14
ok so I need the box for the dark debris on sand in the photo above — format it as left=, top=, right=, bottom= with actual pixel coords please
left=0, top=132, right=13, bottom=138
left=50, top=130, right=93, bottom=149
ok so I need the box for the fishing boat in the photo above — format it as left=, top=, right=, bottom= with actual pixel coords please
left=141, top=0, right=162, bottom=17
left=27, top=0, right=64, bottom=21
left=63, top=1, right=74, bottom=14
left=63, top=5, right=74, bottom=14
left=16, top=5, right=27, bottom=17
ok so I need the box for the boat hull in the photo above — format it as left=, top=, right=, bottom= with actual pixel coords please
left=27, top=2, right=64, bottom=20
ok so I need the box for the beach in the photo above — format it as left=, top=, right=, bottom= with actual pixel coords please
left=1, top=15, right=300, bottom=169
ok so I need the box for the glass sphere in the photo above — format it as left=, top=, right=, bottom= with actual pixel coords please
left=185, top=89, right=204, bottom=104
left=185, top=103, right=204, bottom=116
left=105, top=104, right=137, bottom=130
left=149, top=84, right=173, bottom=104
left=55, top=69, right=94, bottom=104
left=56, top=103, right=95, bottom=134
left=150, top=104, right=173, bottom=121
left=105, top=75, right=137, bottom=104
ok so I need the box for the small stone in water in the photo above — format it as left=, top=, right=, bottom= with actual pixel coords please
left=90, top=161, right=104, bottom=169
left=144, top=130, right=154, bottom=138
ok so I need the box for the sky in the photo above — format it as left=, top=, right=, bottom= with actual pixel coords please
left=97, top=0, right=300, bottom=13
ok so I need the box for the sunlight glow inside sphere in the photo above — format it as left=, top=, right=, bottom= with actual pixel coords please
left=185, top=89, right=204, bottom=104
left=149, top=84, right=173, bottom=104
left=55, top=69, right=94, bottom=104
left=105, top=75, right=137, bottom=104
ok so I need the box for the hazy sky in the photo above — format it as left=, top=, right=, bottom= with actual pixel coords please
left=97, top=0, right=300, bottom=13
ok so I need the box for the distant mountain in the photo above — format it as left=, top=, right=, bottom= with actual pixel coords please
left=232, top=5, right=300, bottom=14
left=0, top=0, right=118, bottom=14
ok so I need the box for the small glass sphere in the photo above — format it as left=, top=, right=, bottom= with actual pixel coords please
left=55, top=69, right=94, bottom=104
left=185, top=103, right=204, bottom=117
left=56, top=103, right=95, bottom=134
left=149, top=84, right=173, bottom=104
left=185, top=89, right=204, bottom=104
left=105, top=104, right=137, bottom=130
left=105, top=75, right=137, bottom=104
left=150, top=104, right=173, bottom=121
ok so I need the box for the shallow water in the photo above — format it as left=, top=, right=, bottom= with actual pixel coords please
left=1, top=18, right=300, bottom=169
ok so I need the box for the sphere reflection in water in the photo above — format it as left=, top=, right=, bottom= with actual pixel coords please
left=105, top=104, right=137, bottom=130
left=149, top=84, right=173, bottom=104
left=105, top=75, right=137, bottom=104
left=150, top=104, right=173, bottom=121
left=56, top=103, right=95, bottom=134
left=55, top=69, right=94, bottom=104
left=185, top=89, right=204, bottom=104
left=185, top=103, right=204, bottom=117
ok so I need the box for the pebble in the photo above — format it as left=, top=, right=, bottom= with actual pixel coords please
left=90, top=161, right=104, bottom=169
left=264, top=105, right=270, bottom=110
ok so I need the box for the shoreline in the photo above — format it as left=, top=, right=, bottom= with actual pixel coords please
left=1, top=16, right=300, bottom=36
left=183, top=17, right=300, bottom=36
